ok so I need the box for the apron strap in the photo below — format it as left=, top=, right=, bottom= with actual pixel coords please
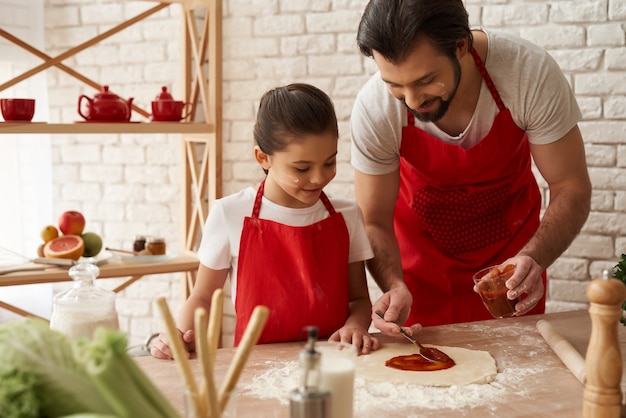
left=251, top=180, right=265, bottom=218
left=470, top=47, right=506, bottom=112
left=319, top=191, right=336, bottom=215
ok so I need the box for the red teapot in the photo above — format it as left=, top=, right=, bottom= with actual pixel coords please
left=78, top=85, right=133, bottom=121
left=151, top=86, right=193, bottom=122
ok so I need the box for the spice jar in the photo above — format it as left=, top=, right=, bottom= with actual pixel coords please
left=133, top=235, right=146, bottom=252
left=50, top=262, right=119, bottom=339
left=146, top=237, right=166, bottom=255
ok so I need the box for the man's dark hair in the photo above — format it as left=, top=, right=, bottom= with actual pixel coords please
left=357, top=0, right=473, bottom=63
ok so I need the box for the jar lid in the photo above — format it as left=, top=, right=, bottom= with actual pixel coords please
left=147, top=236, right=165, bottom=243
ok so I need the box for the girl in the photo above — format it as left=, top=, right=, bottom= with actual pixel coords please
left=152, top=83, right=379, bottom=358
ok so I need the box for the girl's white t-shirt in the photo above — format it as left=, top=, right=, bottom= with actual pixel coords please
left=197, top=186, right=374, bottom=303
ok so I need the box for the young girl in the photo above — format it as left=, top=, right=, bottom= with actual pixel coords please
left=151, top=83, right=379, bottom=358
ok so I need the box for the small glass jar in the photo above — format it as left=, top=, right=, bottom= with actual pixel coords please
left=133, top=235, right=146, bottom=252
left=146, top=237, right=166, bottom=255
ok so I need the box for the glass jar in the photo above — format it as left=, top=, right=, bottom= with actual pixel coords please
left=146, top=237, right=166, bottom=255
left=133, top=235, right=146, bottom=252
left=50, top=262, right=119, bottom=339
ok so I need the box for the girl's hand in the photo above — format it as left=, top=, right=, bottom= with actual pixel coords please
left=150, top=329, right=195, bottom=360
left=329, top=327, right=380, bottom=355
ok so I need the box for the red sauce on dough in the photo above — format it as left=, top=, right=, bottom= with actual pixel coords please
left=385, top=347, right=456, bottom=371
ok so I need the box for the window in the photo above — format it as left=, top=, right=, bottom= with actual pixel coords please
left=0, top=0, right=53, bottom=322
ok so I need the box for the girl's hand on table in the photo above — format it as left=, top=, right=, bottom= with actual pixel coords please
left=150, top=329, right=195, bottom=360
left=329, top=327, right=380, bottom=355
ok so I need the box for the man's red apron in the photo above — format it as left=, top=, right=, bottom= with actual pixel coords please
left=396, top=48, right=546, bottom=327
left=234, top=180, right=350, bottom=345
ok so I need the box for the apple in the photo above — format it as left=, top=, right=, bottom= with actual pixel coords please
left=58, top=210, right=86, bottom=235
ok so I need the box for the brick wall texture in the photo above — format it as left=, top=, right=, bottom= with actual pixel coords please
left=41, top=0, right=626, bottom=346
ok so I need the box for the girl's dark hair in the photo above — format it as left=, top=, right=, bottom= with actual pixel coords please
left=253, top=83, right=339, bottom=155
left=357, top=0, right=472, bottom=63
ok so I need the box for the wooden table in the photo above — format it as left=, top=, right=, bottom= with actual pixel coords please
left=135, top=310, right=626, bottom=417
left=0, top=252, right=199, bottom=319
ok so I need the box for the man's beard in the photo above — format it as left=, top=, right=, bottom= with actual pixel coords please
left=406, top=56, right=462, bottom=123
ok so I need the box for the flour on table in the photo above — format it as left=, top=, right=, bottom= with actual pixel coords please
left=242, top=345, right=539, bottom=413
left=356, top=343, right=497, bottom=386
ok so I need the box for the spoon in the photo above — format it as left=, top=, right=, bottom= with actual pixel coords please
left=374, top=310, right=450, bottom=363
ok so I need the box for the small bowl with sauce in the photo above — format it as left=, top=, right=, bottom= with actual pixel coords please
left=473, top=264, right=519, bottom=318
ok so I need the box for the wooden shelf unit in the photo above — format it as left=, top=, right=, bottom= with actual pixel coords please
left=0, top=0, right=222, bottom=317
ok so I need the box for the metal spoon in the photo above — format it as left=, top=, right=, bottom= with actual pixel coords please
left=374, top=310, right=449, bottom=363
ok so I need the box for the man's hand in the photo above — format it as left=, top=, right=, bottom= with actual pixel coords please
left=371, top=284, right=418, bottom=334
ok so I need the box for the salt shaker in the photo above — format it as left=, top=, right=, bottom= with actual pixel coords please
left=50, top=262, right=119, bottom=338
left=289, top=327, right=332, bottom=418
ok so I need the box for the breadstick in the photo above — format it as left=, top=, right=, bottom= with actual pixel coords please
left=155, top=297, right=201, bottom=415
left=208, top=289, right=224, bottom=368
left=195, top=307, right=220, bottom=418
left=218, top=305, right=269, bottom=412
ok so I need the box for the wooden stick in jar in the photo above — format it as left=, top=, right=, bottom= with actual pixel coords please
left=198, top=289, right=224, bottom=412
left=218, top=305, right=269, bottom=413
left=154, top=297, right=201, bottom=416
left=195, top=307, right=220, bottom=418
left=536, top=319, right=586, bottom=384
left=208, top=288, right=224, bottom=367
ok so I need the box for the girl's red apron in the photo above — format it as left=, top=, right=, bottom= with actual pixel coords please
left=234, top=180, right=350, bottom=345
left=396, top=48, right=546, bottom=327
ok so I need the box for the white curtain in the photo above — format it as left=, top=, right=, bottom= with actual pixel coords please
left=0, top=0, right=53, bottom=321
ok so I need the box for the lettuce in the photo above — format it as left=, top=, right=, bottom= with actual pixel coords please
left=0, top=319, right=180, bottom=418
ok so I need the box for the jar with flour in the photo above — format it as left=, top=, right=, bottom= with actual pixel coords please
left=50, top=262, right=119, bottom=338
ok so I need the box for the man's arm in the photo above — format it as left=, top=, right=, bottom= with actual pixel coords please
left=506, top=125, right=592, bottom=312
left=354, top=168, right=415, bottom=332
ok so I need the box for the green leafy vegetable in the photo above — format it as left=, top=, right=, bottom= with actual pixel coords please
left=611, top=254, right=626, bottom=326
left=0, top=319, right=114, bottom=417
left=0, top=367, right=40, bottom=418
left=0, top=318, right=180, bottom=418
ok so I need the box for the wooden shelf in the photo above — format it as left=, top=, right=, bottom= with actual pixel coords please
left=0, top=252, right=199, bottom=320
left=0, top=0, right=222, bottom=318
left=0, top=252, right=199, bottom=287
left=0, top=122, right=214, bottom=135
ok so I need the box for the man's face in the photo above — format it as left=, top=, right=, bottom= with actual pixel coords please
left=373, top=41, right=462, bottom=123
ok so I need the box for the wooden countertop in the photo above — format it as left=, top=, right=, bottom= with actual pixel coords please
left=135, top=310, right=626, bottom=417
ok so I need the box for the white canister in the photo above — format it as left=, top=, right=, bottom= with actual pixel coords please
left=50, top=262, right=119, bottom=338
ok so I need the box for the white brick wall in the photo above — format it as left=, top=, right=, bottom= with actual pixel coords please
left=39, top=0, right=626, bottom=345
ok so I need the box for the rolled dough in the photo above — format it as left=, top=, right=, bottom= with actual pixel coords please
left=356, top=343, right=497, bottom=386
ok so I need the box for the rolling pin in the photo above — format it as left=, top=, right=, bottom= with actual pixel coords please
left=537, top=319, right=586, bottom=384
left=583, top=276, right=626, bottom=418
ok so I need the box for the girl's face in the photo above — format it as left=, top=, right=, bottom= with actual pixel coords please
left=256, top=131, right=338, bottom=208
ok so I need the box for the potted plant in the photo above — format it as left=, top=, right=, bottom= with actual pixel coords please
left=611, top=253, right=626, bottom=325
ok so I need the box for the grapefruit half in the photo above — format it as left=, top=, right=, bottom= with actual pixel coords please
left=43, top=235, right=85, bottom=260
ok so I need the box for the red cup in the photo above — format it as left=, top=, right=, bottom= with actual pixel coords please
left=151, top=100, right=193, bottom=121
left=1, top=98, right=35, bottom=122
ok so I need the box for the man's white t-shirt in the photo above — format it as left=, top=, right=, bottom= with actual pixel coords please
left=197, top=186, right=374, bottom=303
left=350, top=30, right=582, bottom=176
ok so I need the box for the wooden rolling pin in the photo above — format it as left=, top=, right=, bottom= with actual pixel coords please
left=583, top=277, right=626, bottom=418
left=537, top=319, right=586, bottom=384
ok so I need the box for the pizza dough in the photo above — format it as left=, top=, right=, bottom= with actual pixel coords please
left=355, top=343, right=497, bottom=386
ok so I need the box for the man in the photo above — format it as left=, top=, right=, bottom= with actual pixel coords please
left=350, top=0, right=591, bottom=335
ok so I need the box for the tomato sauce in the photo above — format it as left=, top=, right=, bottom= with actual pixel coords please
left=385, top=348, right=456, bottom=372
